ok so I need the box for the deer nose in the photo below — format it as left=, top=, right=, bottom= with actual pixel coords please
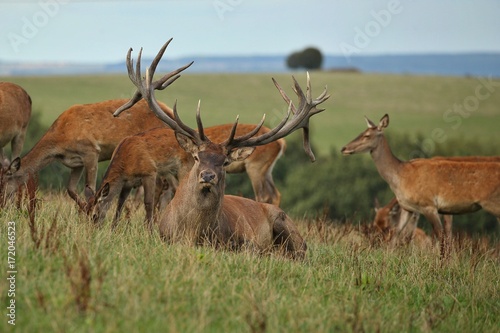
left=340, top=146, right=352, bottom=155
left=200, top=170, right=216, bottom=184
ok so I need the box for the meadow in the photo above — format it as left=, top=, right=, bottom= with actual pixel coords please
left=1, top=72, right=500, bottom=332
left=1, top=192, right=499, bottom=333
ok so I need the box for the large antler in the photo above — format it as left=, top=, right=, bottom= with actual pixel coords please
left=116, top=39, right=330, bottom=161
left=223, top=73, right=330, bottom=161
left=113, top=39, right=200, bottom=140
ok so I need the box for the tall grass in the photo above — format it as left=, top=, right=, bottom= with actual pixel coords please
left=1, top=193, right=499, bottom=332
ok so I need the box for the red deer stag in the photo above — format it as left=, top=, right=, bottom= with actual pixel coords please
left=87, top=123, right=285, bottom=228
left=0, top=82, right=32, bottom=167
left=114, top=39, right=330, bottom=257
left=341, top=114, right=500, bottom=256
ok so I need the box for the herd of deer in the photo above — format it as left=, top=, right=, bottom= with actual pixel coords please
left=1, top=39, right=499, bottom=259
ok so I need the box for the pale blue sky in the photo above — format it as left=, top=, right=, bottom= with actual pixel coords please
left=1, top=0, right=499, bottom=64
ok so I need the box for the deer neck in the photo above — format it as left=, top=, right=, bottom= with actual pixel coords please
left=370, top=134, right=403, bottom=189
left=19, top=138, right=61, bottom=176
left=172, top=170, right=224, bottom=231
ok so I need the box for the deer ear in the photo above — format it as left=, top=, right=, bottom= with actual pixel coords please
left=101, top=183, right=110, bottom=198
left=378, top=114, right=389, bottom=130
left=8, top=157, right=21, bottom=174
left=175, top=132, right=199, bottom=155
left=229, top=147, right=255, bottom=162
left=84, top=185, right=95, bottom=201
left=364, top=116, right=377, bottom=129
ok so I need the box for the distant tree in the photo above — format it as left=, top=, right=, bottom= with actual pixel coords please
left=286, top=52, right=301, bottom=69
left=301, top=47, right=323, bottom=70
left=286, top=47, right=323, bottom=70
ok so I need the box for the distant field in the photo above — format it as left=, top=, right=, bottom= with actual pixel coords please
left=3, top=72, right=500, bottom=156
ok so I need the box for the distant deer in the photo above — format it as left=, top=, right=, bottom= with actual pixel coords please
left=341, top=114, right=500, bottom=256
left=373, top=197, right=431, bottom=246
left=0, top=82, right=32, bottom=167
left=114, top=39, right=330, bottom=257
left=86, top=123, right=285, bottom=227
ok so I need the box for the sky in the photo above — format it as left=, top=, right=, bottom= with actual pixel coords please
left=1, top=0, right=500, bottom=64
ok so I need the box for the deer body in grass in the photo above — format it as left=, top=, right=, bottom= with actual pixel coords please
left=0, top=82, right=32, bottom=167
left=342, top=114, right=500, bottom=250
left=114, top=39, right=330, bottom=257
left=88, top=124, right=285, bottom=226
left=373, top=197, right=431, bottom=246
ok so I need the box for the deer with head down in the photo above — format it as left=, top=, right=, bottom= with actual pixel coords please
left=114, top=39, right=330, bottom=258
left=342, top=114, right=500, bottom=256
left=0, top=82, right=32, bottom=167
left=2, top=99, right=174, bottom=206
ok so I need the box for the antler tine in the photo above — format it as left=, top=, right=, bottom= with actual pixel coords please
left=125, top=47, right=136, bottom=85
left=224, top=74, right=330, bottom=162
left=135, top=47, right=143, bottom=87
left=149, top=38, right=172, bottom=76
left=223, top=113, right=267, bottom=148
left=113, top=39, right=193, bottom=117
left=195, top=100, right=206, bottom=141
left=169, top=100, right=202, bottom=143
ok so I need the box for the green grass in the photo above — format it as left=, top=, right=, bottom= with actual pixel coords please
left=1, top=194, right=499, bottom=332
left=3, top=72, right=500, bottom=156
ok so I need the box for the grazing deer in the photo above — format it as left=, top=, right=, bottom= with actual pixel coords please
left=373, top=197, right=431, bottom=246
left=3, top=99, right=172, bottom=204
left=341, top=114, right=500, bottom=255
left=114, top=39, right=330, bottom=257
left=0, top=82, right=32, bottom=167
left=87, top=123, right=285, bottom=227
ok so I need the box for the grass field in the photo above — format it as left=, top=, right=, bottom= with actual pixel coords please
left=1, top=193, right=499, bottom=333
left=3, top=72, right=500, bottom=156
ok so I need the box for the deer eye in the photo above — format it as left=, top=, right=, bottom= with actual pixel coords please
left=223, top=160, right=231, bottom=167
left=193, top=155, right=199, bottom=162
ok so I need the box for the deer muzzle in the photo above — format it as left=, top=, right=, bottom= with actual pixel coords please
left=340, top=146, right=354, bottom=155
left=199, top=170, right=217, bottom=185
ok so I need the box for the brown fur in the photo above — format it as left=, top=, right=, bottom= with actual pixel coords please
left=342, top=114, right=500, bottom=251
left=89, top=125, right=285, bottom=227
left=4, top=99, right=169, bottom=200
left=0, top=82, right=32, bottom=166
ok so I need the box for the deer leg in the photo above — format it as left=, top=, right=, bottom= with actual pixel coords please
left=142, top=175, right=156, bottom=231
left=0, top=147, right=8, bottom=167
left=112, top=186, right=132, bottom=229
left=394, top=210, right=419, bottom=244
left=272, top=211, right=307, bottom=260
left=422, top=210, right=450, bottom=259
left=67, top=166, right=84, bottom=201
left=82, top=154, right=99, bottom=194
left=246, top=167, right=281, bottom=206
left=10, top=132, right=26, bottom=161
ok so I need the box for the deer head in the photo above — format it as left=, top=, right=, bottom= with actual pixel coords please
left=341, top=114, right=389, bottom=155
